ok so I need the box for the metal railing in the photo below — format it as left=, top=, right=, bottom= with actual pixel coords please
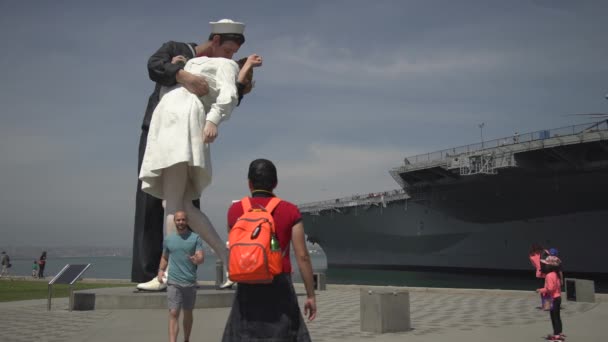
left=298, top=189, right=408, bottom=213
left=399, top=120, right=608, bottom=167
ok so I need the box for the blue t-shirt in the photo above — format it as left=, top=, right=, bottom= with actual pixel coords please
left=163, top=230, right=203, bottom=286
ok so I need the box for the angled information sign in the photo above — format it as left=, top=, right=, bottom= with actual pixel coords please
left=47, top=264, right=91, bottom=310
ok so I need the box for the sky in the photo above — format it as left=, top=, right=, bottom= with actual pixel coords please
left=0, top=0, right=607, bottom=248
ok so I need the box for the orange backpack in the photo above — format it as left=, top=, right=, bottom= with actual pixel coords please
left=228, top=196, right=284, bottom=283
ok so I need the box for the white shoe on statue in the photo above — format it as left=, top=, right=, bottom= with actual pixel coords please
left=219, top=272, right=235, bottom=289
left=136, top=276, right=167, bottom=291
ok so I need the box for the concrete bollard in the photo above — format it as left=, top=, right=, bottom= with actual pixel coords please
left=360, top=288, right=411, bottom=333
left=215, top=259, right=224, bottom=289
left=565, top=278, right=595, bottom=303
left=72, top=292, right=95, bottom=311
left=313, top=272, right=326, bottom=291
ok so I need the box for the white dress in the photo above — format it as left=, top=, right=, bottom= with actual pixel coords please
left=139, top=57, right=239, bottom=200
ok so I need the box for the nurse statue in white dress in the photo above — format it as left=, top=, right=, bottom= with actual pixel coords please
left=137, top=45, right=261, bottom=290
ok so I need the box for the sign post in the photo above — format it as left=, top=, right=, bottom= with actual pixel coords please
left=47, top=264, right=91, bottom=311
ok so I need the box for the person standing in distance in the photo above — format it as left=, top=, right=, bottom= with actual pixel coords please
left=0, top=251, right=10, bottom=277
left=38, top=251, right=47, bottom=279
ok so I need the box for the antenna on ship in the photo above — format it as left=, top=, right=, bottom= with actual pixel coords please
left=478, top=122, right=485, bottom=148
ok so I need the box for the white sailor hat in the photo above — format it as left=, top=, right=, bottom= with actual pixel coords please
left=210, top=19, right=245, bottom=35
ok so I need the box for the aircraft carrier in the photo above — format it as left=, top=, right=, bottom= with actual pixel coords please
left=299, top=121, right=608, bottom=275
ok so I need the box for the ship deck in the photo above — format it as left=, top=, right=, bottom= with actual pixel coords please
left=390, top=120, right=608, bottom=187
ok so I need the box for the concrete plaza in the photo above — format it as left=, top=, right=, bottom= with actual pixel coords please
left=0, top=280, right=604, bottom=342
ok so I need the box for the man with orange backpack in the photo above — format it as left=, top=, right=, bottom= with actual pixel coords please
left=222, top=159, right=316, bottom=341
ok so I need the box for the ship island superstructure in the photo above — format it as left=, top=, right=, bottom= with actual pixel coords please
left=299, top=121, right=608, bottom=274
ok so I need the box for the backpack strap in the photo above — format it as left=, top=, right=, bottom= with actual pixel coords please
left=240, top=196, right=252, bottom=212
left=264, top=197, right=282, bottom=213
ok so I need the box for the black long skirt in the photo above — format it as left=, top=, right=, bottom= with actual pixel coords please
left=222, top=273, right=312, bottom=342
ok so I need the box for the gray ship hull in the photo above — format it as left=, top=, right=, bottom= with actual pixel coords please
left=301, top=122, right=608, bottom=275
left=304, top=200, right=608, bottom=274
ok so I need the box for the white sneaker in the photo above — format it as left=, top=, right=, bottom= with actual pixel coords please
left=136, top=277, right=167, bottom=291
left=219, top=272, right=235, bottom=289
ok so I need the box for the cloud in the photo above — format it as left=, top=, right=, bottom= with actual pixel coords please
left=278, top=142, right=416, bottom=201
left=183, top=141, right=418, bottom=240
left=0, top=125, right=75, bottom=166
left=209, top=141, right=417, bottom=205
left=260, top=35, right=504, bottom=87
left=0, top=121, right=135, bottom=247
left=0, top=159, right=135, bottom=246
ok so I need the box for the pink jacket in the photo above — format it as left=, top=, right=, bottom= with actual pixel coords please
left=538, top=272, right=561, bottom=299
left=529, top=253, right=544, bottom=278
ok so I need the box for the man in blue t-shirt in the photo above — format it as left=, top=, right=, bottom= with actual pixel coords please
left=158, top=211, right=204, bottom=342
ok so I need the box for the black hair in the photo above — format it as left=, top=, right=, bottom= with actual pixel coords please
left=208, top=33, right=245, bottom=46
left=235, top=57, right=254, bottom=106
left=248, top=159, right=277, bottom=191
left=545, top=263, right=562, bottom=273
left=529, top=243, right=544, bottom=255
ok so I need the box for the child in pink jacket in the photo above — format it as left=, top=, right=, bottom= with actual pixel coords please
left=529, top=243, right=546, bottom=308
left=537, top=255, right=564, bottom=341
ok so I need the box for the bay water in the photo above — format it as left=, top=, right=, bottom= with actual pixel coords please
left=6, top=254, right=327, bottom=283
left=8, top=255, right=606, bottom=292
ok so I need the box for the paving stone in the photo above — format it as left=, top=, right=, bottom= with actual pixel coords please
left=0, top=285, right=601, bottom=341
